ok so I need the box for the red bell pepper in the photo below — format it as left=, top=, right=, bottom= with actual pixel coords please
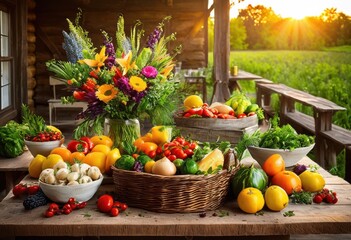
left=67, top=140, right=89, bottom=154
left=80, top=136, right=94, bottom=150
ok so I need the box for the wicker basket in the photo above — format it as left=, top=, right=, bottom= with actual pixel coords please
left=112, top=150, right=239, bottom=213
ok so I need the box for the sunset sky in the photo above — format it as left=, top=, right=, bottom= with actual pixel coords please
left=228, top=0, right=351, bottom=19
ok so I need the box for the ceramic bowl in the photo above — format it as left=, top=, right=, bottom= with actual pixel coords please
left=24, top=137, right=64, bottom=157
left=247, top=144, right=315, bottom=167
left=39, top=175, right=103, bottom=203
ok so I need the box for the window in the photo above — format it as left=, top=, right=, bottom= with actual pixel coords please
left=0, top=8, right=11, bottom=111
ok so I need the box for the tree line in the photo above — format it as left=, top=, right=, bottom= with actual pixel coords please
left=208, top=5, right=351, bottom=50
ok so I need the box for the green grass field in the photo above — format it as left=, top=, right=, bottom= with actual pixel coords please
left=207, top=49, right=351, bottom=177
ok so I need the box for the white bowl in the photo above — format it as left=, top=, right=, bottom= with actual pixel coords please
left=247, top=144, right=315, bottom=167
left=39, top=176, right=103, bottom=203
left=25, top=138, right=64, bottom=157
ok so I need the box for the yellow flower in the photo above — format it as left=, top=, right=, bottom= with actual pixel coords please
left=115, top=51, right=138, bottom=75
left=160, top=63, right=175, bottom=78
left=79, top=46, right=108, bottom=71
left=96, top=84, right=118, bottom=103
left=129, top=76, right=147, bottom=92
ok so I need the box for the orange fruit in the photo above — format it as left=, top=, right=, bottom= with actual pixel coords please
left=50, top=147, right=71, bottom=162
left=83, top=152, right=106, bottom=174
left=262, top=154, right=285, bottom=177
left=68, top=151, right=85, bottom=164
left=105, top=148, right=121, bottom=175
left=90, top=135, right=113, bottom=148
left=92, top=144, right=111, bottom=155
left=271, top=170, right=302, bottom=195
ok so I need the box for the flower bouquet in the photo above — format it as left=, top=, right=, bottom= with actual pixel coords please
left=46, top=12, right=181, bottom=151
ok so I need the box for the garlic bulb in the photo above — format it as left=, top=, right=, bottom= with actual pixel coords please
left=79, top=175, right=92, bottom=184
left=88, top=166, right=101, bottom=180
left=56, top=168, right=70, bottom=181
left=66, top=171, right=80, bottom=182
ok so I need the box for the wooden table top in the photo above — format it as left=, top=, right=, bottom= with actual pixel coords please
left=0, top=150, right=32, bottom=172
left=229, top=70, right=263, bottom=81
left=0, top=157, right=350, bottom=239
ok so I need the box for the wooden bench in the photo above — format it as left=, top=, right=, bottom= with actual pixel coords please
left=256, top=82, right=350, bottom=178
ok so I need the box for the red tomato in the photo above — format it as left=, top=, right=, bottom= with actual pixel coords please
left=188, top=142, right=197, bottom=150
left=27, top=185, right=39, bottom=195
left=237, top=113, right=247, bottom=118
left=184, top=148, right=194, bottom=157
left=97, top=194, right=114, bottom=213
left=12, top=184, right=27, bottom=197
left=110, top=207, right=119, bottom=217
left=168, top=154, right=177, bottom=161
left=148, top=150, right=156, bottom=159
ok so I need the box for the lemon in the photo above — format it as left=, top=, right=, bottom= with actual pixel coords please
left=183, top=95, right=203, bottom=110
left=264, top=185, right=289, bottom=211
left=42, top=153, right=63, bottom=170
left=151, top=126, right=172, bottom=145
left=144, top=160, right=156, bottom=173
left=29, top=154, right=46, bottom=178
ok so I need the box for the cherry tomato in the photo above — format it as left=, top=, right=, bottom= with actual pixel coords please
left=27, top=185, right=39, bottom=195
left=156, top=146, right=163, bottom=155
left=175, top=137, right=186, bottom=146
left=168, top=154, right=177, bottom=161
left=148, top=150, right=156, bottom=159
left=48, top=203, right=60, bottom=213
left=237, top=113, right=247, bottom=118
left=97, top=194, right=114, bottom=213
left=188, top=142, right=197, bottom=150
left=120, top=203, right=128, bottom=211
left=77, top=202, right=87, bottom=209
left=184, top=148, right=194, bottom=157
left=163, top=149, right=171, bottom=157
left=12, top=184, right=27, bottom=197
left=44, top=209, right=55, bottom=218
left=110, top=207, right=119, bottom=217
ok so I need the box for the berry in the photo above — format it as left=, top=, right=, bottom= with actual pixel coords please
left=313, top=194, right=323, bottom=204
left=110, top=207, right=119, bottom=217
left=23, top=189, right=49, bottom=210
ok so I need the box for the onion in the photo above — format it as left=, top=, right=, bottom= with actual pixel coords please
left=293, top=164, right=307, bottom=175
left=152, top=157, right=177, bottom=176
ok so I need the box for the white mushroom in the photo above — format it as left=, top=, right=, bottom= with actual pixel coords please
left=45, top=174, right=56, bottom=185
left=67, top=180, right=79, bottom=186
left=53, top=160, right=68, bottom=172
left=56, top=179, right=67, bottom=186
left=56, top=168, right=70, bottom=181
left=39, top=168, right=54, bottom=182
left=66, top=171, right=80, bottom=182
left=78, top=175, right=92, bottom=184
left=88, top=166, right=101, bottom=180
left=79, top=163, right=91, bottom=176
left=71, top=163, right=80, bottom=173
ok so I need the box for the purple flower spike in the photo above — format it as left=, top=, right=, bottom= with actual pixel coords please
left=142, top=66, right=158, bottom=78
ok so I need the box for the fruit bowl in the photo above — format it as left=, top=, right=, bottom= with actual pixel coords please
left=39, top=175, right=103, bottom=203
left=24, top=138, right=65, bottom=157
left=247, top=144, right=315, bottom=167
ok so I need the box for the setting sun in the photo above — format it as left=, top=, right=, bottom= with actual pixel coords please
left=229, top=0, right=351, bottom=19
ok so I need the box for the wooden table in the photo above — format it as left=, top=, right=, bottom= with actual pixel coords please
left=0, top=150, right=32, bottom=193
left=229, top=70, right=265, bottom=92
left=0, top=157, right=350, bottom=239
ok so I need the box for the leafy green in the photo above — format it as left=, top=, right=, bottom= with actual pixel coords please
left=0, top=121, right=28, bottom=158
left=290, top=191, right=313, bottom=204
left=21, top=104, right=47, bottom=137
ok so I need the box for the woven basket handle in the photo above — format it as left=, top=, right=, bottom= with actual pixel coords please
left=223, top=148, right=237, bottom=170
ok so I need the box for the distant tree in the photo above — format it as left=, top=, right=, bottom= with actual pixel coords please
left=230, top=18, right=247, bottom=50
left=238, top=4, right=280, bottom=49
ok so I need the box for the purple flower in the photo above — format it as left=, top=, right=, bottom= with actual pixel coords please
left=146, top=28, right=162, bottom=50
left=141, top=66, right=158, bottom=78
left=104, top=40, right=116, bottom=69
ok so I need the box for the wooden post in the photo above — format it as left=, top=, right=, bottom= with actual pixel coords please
left=211, top=0, right=230, bottom=103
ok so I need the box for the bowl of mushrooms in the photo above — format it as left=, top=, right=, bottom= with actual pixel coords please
left=39, top=161, right=103, bottom=203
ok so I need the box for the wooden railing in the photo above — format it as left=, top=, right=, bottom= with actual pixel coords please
left=255, top=81, right=351, bottom=183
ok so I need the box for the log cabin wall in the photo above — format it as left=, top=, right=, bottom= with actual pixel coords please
left=33, top=0, right=208, bottom=113
left=27, top=0, right=36, bottom=109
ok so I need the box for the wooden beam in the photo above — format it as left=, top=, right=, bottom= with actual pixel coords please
left=36, top=25, right=64, bottom=60
left=211, top=0, right=230, bottom=103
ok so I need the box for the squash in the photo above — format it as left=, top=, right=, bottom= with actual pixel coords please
left=197, top=148, right=224, bottom=173
left=231, top=164, right=268, bottom=198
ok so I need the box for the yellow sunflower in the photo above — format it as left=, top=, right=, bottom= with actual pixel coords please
left=129, top=76, right=147, bottom=92
left=96, top=84, right=118, bottom=103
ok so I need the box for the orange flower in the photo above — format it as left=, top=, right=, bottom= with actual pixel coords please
left=79, top=46, right=108, bottom=71
left=160, top=63, right=175, bottom=78
left=115, top=51, right=137, bottom=75
left=96, top=84, right=118, bottom=103
left=129, top=76, right=147, bottom=92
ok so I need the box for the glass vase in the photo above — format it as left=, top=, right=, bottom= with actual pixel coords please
left=104, top=118, right=141, bottom=153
